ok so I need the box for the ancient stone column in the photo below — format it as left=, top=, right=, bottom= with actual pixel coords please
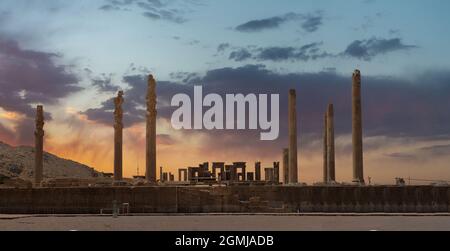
left=282, top=148, right=289, bottom=184
left=146, top=75, right=157, bottom=183
left=34, top=105, right=44, bottom=187
left=288, top=89, right=298, bottom=183
left=352, top=70, right=364, bottom=184
left=255, top=162, right=261, bottom=181
left=113, top=91, right=124, bottom=181
left=326, top=104, right=335, bottom=182
left=273, top=162, right=280, bottom=183
left=323, top=112, right=328, bottom=183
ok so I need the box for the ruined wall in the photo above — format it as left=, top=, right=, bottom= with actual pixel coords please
left=0, top=187, right=177, bottom=214
left=0, top=186, right=449, bottom=214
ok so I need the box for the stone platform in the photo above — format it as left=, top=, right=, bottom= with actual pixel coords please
left=0, top=185, right=449, bottom=214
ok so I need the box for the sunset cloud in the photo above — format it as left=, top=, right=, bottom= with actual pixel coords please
left=0, top=36, right=82, bottom=145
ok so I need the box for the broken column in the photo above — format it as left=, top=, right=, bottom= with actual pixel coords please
left=34, top=105, right=44, bottom=187
left=255, top=162, right=261, bottom=181
left=282, top=148, right=289, bottom=184
left=288, top=89, right=298, bottom=183
left=113, top=91, right=124, bottom=181
left=352, top=70, right=364, bottom=184
left=323, top=112, right=328, bottom=183
left=146, top=75, right=157, bottom=183
left=326, top=104, right=335, bottom=182
left=273, top=162, right=280, bottom=183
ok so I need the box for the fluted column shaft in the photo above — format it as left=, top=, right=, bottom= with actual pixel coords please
left=146, top=75, right=157, bottom=182
left=288, top=89, right=298, bottom=183
left=323, top=112, right=328, bottom=183
left=282, top=148, right=289, bottom=184
left=352, top=70, right=364, bottom=184
left=326, top=104, right=335, bottom=182
left=34, top=105, right=44, bottom=186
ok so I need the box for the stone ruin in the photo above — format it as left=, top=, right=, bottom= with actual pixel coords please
left=30, top=70, right=367, bottom=187
left=171, top=161, right=281, bottom=185
left=0, top=69, right=445, bottom=214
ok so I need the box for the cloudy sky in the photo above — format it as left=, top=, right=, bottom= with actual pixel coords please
left=1, top=0, right=450, bottom=184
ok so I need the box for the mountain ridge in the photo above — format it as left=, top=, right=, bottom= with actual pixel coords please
left=0, top=141, right=102, bottom=183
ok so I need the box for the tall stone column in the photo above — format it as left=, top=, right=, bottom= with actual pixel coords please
left=352, top=70, right=364, bottom=184
left=34, top=105, right=44, bottom=187
left=282, top=148, right=289, bottom=184
left=288, top=89, right=298, bottom=183
left=113, top=91, right=124, bottom=181
left=323, top=112, right=328, bottom=183
left=326, top=104, right=335, bottom=182
left=146, top=75, right=157, bottom=183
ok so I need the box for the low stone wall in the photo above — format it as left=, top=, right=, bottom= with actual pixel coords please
left=0, top=185, right=449, bottom=214
left=0, top=186, right=177, bottom=214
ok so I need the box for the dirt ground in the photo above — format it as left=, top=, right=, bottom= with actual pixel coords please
left=1, top=214, right=450, bottom=231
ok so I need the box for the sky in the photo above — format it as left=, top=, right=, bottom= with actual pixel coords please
left=0, top=0, right=450, bottom=184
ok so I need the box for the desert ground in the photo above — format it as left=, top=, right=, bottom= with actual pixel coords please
left=1, top=214, right=450, bottom=231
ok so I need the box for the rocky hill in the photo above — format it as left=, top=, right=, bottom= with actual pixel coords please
left=0, top=141, right=102, bottom=183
